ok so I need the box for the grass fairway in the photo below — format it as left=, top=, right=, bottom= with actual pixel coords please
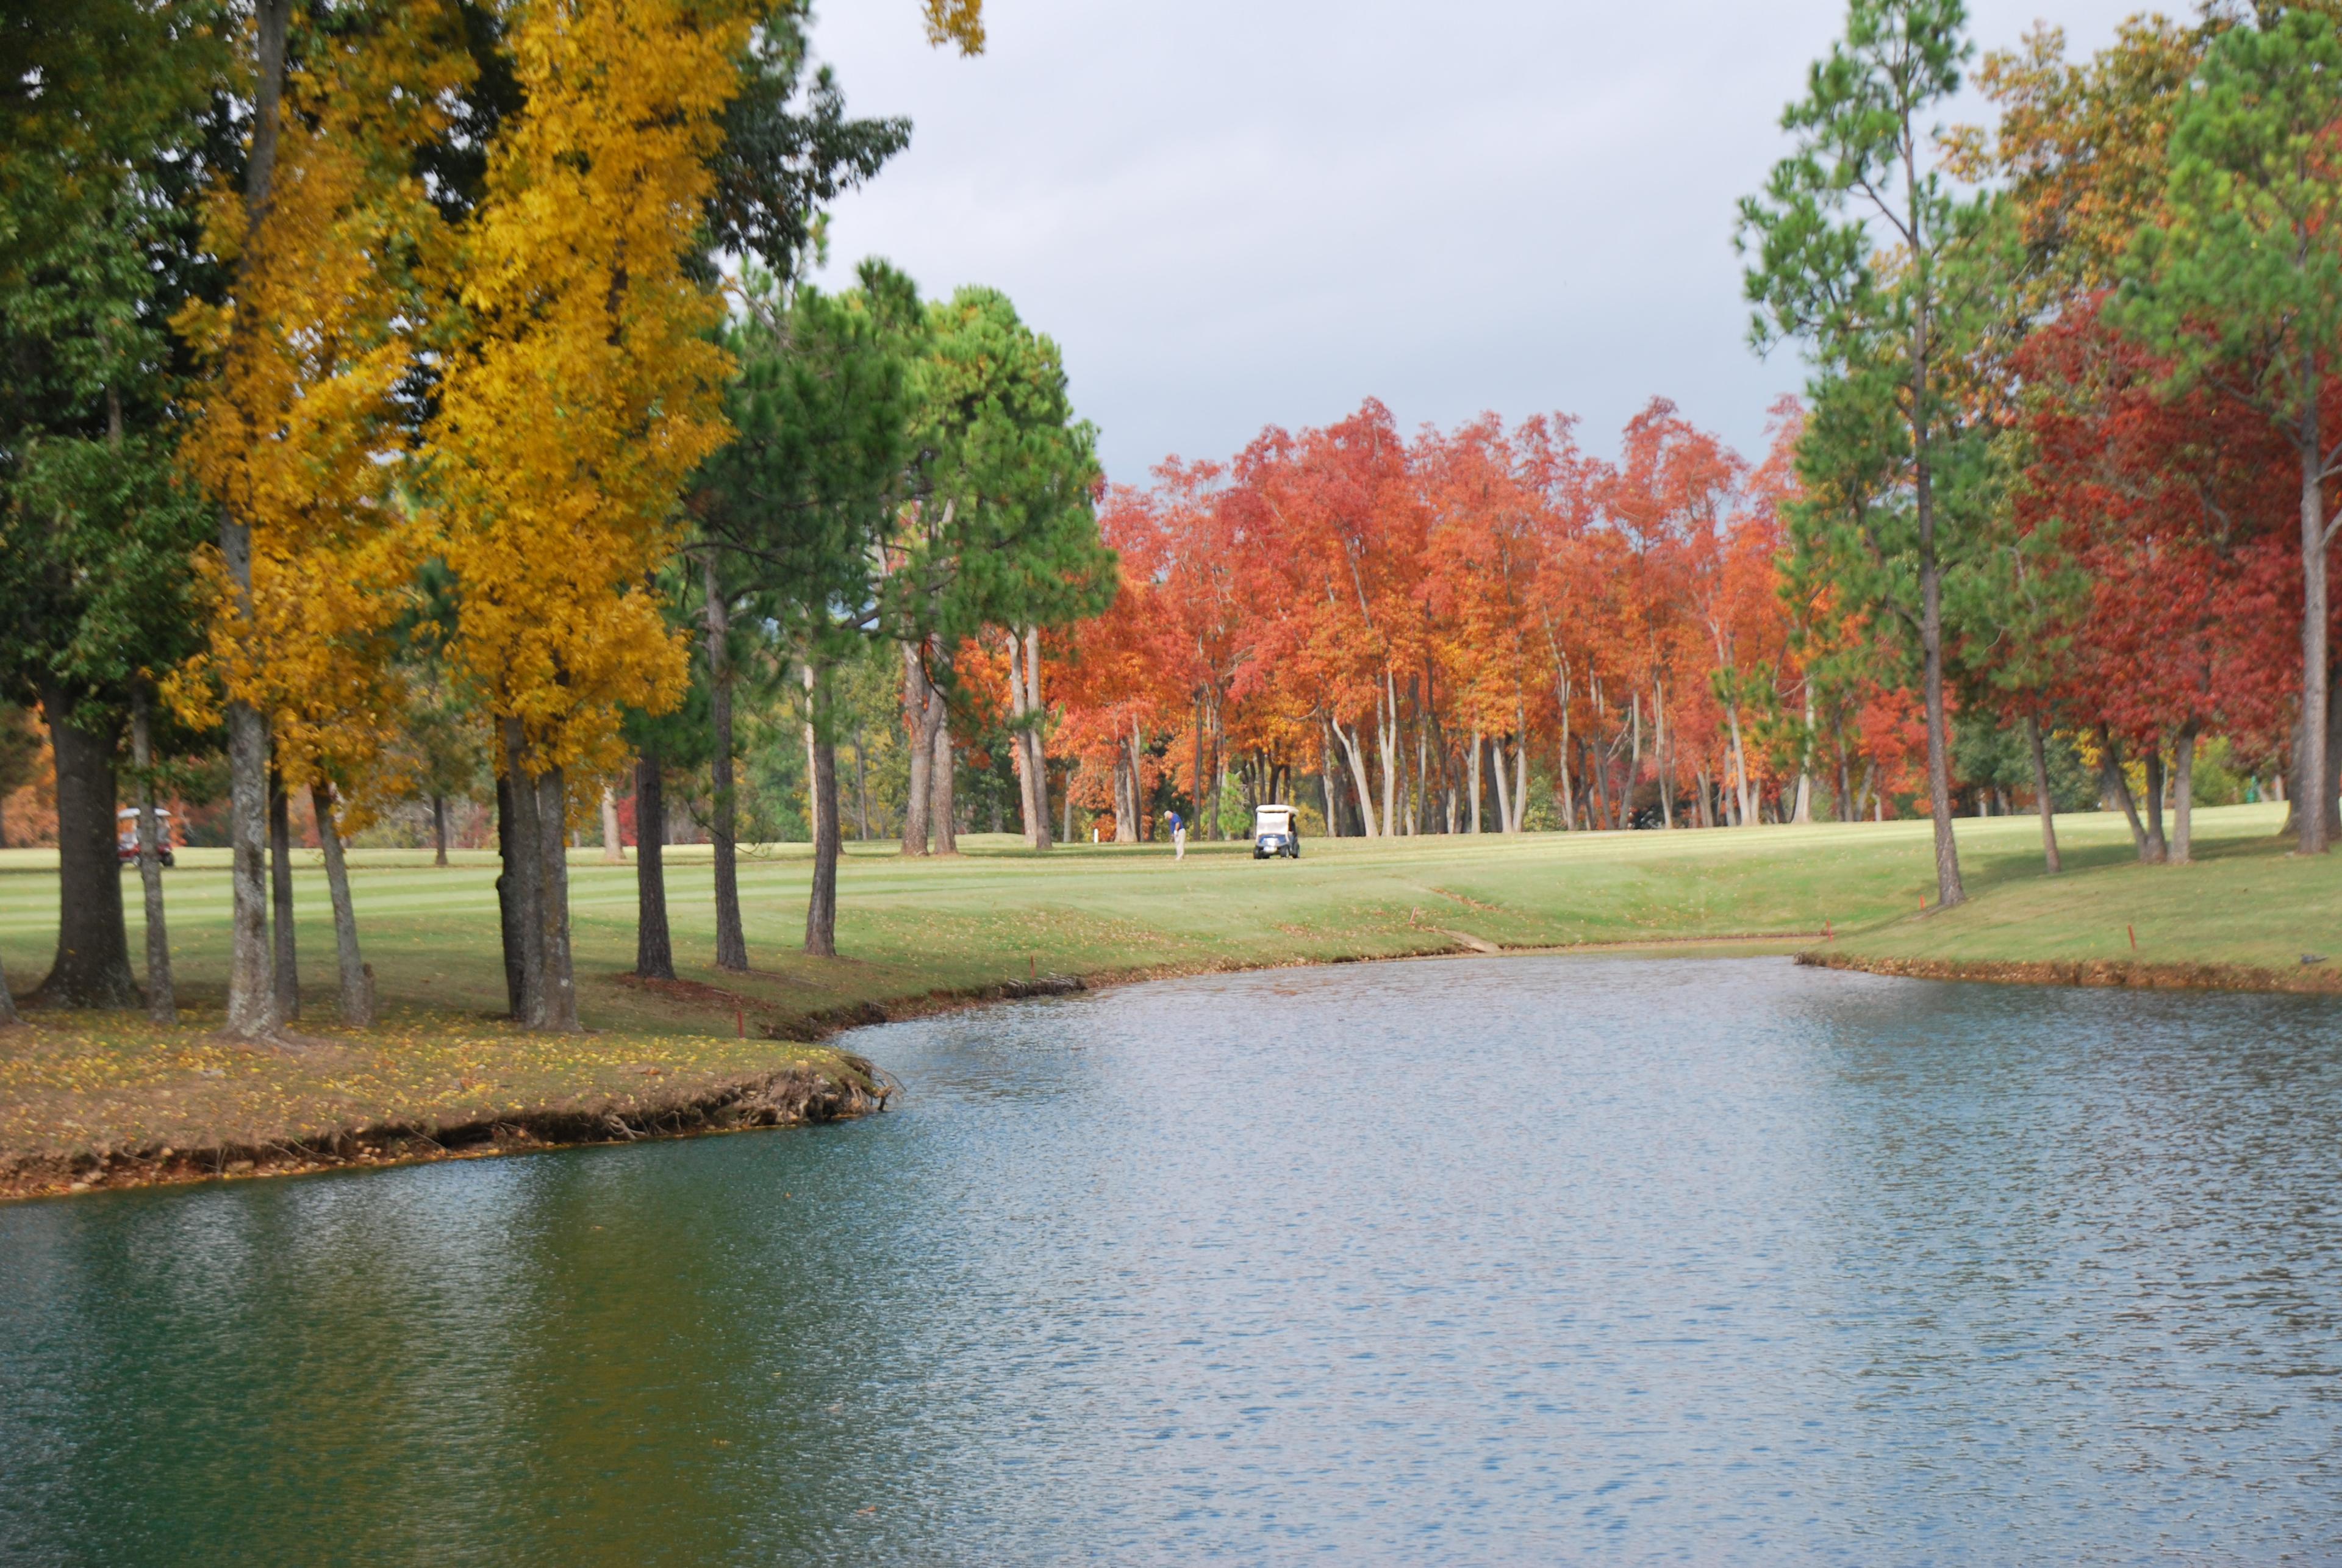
left=1827, top=802, right=2342, bottom=972
left=2, top=801, right=2334, bottom=1188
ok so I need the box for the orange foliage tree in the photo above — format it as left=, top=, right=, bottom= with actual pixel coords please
left=1050, top=399, right=1825, bottom=841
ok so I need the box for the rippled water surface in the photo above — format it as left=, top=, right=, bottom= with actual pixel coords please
left=4, top=956, right=2341, bottom=1564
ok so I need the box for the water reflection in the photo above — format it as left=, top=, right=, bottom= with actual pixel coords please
left=2, top=956, right=2338, bottom=1562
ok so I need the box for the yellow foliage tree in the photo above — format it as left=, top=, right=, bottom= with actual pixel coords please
left=426, top=0, right=754, bottom=1031
left=923, top=0, right=987, bottom=54
left=176, top=0, right=467, bottom=1031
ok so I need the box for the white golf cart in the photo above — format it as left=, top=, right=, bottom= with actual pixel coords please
left=1252, top=804, right=1299, bottom=859
left=116, top=806, right=175, bottom=867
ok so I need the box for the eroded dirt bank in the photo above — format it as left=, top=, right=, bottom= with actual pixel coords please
left=1, top=1053, right=889, bottom=1203
left=1797, top=948, right=2342, bottom=995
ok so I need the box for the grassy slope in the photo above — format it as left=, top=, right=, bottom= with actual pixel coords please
left=2, top=802, right=2333, bottom=1166
left=1824, top=802, right=2342, bottom=970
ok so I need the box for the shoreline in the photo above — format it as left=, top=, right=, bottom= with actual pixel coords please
left=0, top=967, right=1203, bottom=1206
left=1, top=937, right=1745, bottom=1205
left=11, top=918, right=2337, bottom=1205
left=0, top=1050, right=892, bottom=1205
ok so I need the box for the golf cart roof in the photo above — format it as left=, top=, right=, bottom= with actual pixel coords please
left=116, top=806, right=171, bottom=818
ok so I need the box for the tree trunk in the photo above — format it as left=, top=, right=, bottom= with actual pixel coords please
left=0, top=942, right=16, bottom=1026
left=703, top=557, right=746, bottom=970
left=2282, top=689, right=2327, bottom=840
left=600, top=786, right=624, bottom=864
left=1133, top=718, right=1150, bottom=839
left=1024, top=625, right=1052, bottom=851
left=2025, top=714, right=2061, bottom=875
left=801, top=666, right=828, bottom=853
left=534, top=767, right=579, bottom=1030
left=1411, top=701, right=1430, bottom=836
left=1218, top=707, right=1234, bottom=839
left=495, top=776, right=525, bottom=1015
left=2096, top=726, right=2151, bottom=858
left=1654, top=682, right=1676, bottom=830
left=1378, top=676, right=1398, bottom=839
left=634, top=748, right=673, bottom=981
left=1118, top=720, right=1143, bottom=842
left=1557, top=715, right=1575, bottom=831
left=1336, top=719, right=1378, bottom=837
left=850, top=725, right=868, bottom=840
left=1722, top=704, right=1752, bottom=829
left=268, top=770, right=298, bottom=1021
left=1509, top=730, right=1527, bottom=832
left=130, top=687, right=174, bottom=1023
left=1913, top=269, right=1966, bottom=904
left=430, top=793, right=449, bottom=865
left=928, top=646, right=957, bottom=855
left=805, top=694, right=840, bottom=959
left=1318, top=716, right=1341, bottom=839
left=215, top=0, right=293, bottom=1040
left=500, top=723, right=545, bottom=1023
left=2141, top=744, right=2168, bottom=864
left=224, top=682, right=278, bottom=1019
left=1188, top=690, right=1206, bottom=836
left=1621, top=695, right=1642, bottom=828
left=310, top=784, right=375, bottom=1026
left=2322, top=668, right=2342, bottom=842
left=1113, top=750, right=1130, bottom=840
left=2298, top=427, right=2331, bottom=853
left=206, top=0, right=295, bottom=1029
left=901, top=641, right=931, bottom=854
left=2171, top=721, right=2197, bottom=867
left=1006, top=628, right=1043, bottom=848
left=1792, top=688, right=1815, bottom=823
left=1467, top=728, right=1482, bottom=833
left=33, top=688, right=136, bottom=1010
left=1917, top=538, right=1963, bottom=904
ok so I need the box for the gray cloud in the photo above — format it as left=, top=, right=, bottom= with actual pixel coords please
left=808, top=0, right=2152, bottom=478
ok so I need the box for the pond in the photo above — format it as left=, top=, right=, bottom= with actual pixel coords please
left=2, top=956, right=2338, bottom=1563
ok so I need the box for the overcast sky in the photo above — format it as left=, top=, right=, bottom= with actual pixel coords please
left=804, top=0, right=2155, bottom=484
